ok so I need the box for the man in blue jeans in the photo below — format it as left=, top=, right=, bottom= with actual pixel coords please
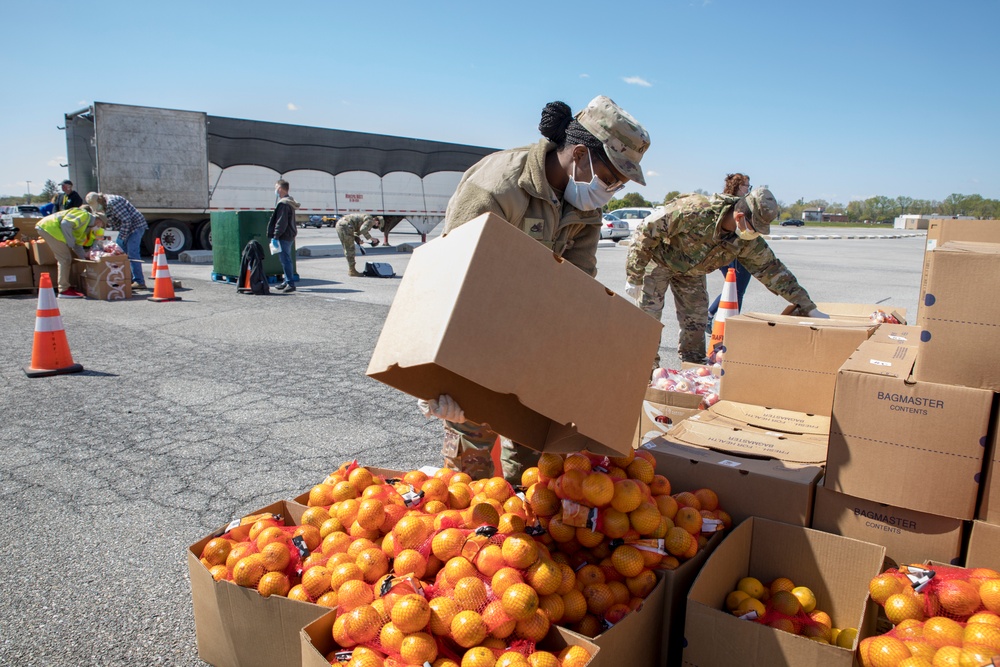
left=86, top=192, right=148, bottom=290
left=267, top=179, right=300, bottom=292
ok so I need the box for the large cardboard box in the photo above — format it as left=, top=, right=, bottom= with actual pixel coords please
left=919, top=218, right=1000, bottom=316
left=966, top=520, right=1000, bottom=569
left=31, top=239, right=56, bottom=265
left=367, top=213, right=662, bottom=456
left=300, top=614, right=602, bottom=667
left=0, top=265, right=33, bottom=289
left=188, top=500, right=328, bottom=667
left=634, top=386, right=703, bottom=447
left=719, top=313, right=876, bottom=416
left=916, top=241, right=1000, bottom=391
left=645, top=437, right=823, bottom=527
left=683, top=517, right=886, bottom=667
left=981, top=408, right=1000, bottom=523
left=11, top=217, right=40, bottom=240
left=32, top=264, right=58, bottom=287
left=0, top=244, right=29, bottom=267
left=72, top=255, right=132, bottom=301
left=825, top=333, right=993, bottom=520
left=811, top=484, right=965, bottom=570
left=659, top=531, right=725, bottom=667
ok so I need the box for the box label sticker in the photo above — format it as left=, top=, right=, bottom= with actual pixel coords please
left=869, top=359, right=892, bottom=367
left=927, top=239, right=937, bottom=251
left=718, top=460, right=742, bottom=468
left=3, top=275, right=15, bottom=283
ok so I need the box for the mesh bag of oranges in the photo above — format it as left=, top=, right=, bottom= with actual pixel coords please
left=857, top=565, right=1000, bottom=666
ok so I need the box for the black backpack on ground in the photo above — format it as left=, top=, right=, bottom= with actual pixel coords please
left=363, top=261, right=395, bottom=278
left=237, top=240, right=270, bottom=295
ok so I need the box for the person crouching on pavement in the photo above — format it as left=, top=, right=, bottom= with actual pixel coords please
left=336, top=214, right=380, bottom=277
left=35, top=207, right=103, bottom=298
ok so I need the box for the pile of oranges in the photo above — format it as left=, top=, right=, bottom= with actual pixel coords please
left=858, top=565, right=1000, bottom=667
left=721, top=575, right=857, bottom=648
left=199, top=452, right=729, bottom=667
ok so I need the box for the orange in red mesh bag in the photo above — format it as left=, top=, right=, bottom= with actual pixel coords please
left=897, top=564, right=999, bottom=623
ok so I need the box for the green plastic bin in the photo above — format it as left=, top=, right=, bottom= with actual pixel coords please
left=210, top=211, right=297, bottom=282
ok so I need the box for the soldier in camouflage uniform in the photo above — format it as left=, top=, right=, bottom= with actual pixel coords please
left=419, top=95, right=651, bottom=484
left=625, top=188, right=827, bottom=365
left=336, top=213, right=380, bottom=276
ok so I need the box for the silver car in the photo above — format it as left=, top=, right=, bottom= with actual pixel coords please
left=0, top=205, right=43, bottom=227
left=610, top=207, right=659, bottom=232
left=601, top=213, right=630, bottom=241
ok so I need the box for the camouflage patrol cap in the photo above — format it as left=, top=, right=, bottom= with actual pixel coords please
left=744, top=187, right=779, bottom=235
left=575, top=96, right=650, bottom=186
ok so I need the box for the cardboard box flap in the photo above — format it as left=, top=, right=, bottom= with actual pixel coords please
left=648, top=436, right=823, bottom=484
left=868, top=324, right=923, bottom=345
left=643, top=385, right=705, bottom=410
left=367, top=213, right=662, bottom=456
left=705, top=400, right=831, bottom=435
left=816, top=302, right=908, bottom=323
left=732, top=312, right=879, bottom=330
left=839, top=339, right=919, bottom=378
left=935, top=240, right=1000, bottom=254
left=665, top=418, right=828, bottom=464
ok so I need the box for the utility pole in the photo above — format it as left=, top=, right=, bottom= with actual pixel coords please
left=25, top=181, right=32, bottom=204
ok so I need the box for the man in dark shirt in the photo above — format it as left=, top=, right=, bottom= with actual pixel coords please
left=55, top=180, right=83, bottom=211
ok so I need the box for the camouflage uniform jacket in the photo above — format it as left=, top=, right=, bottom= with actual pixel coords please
left=626, top=193, right=816, bottom=312
left=443, top=138, right=602, bottom=277
left=337, top=213, right=376, bottom=242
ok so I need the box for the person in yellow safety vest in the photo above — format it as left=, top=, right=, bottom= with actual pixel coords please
left=35, top=207, right=103, bottom=298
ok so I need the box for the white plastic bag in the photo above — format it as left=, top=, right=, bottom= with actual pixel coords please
left=269, top=238, right=280, bottom=255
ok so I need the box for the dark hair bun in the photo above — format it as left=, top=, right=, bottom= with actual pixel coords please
left=538, top=101, right=573, bottom=142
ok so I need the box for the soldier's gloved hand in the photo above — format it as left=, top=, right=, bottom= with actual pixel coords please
left=417, top=394, right=466, bottom=423
left=625, top=282, right=642, bottom=300
left=808, top=308, right=830, bottom=319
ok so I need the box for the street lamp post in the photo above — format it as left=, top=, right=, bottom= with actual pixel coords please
left=25, top=181, right=32, bottom=204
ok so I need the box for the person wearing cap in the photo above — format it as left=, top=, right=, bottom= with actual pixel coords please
left=420, top=95, right=651, bottom=484
left=35, top=206, right=102, bottom=298
left=625, top=187, right=828, bottom=366
left=336, top=213, right=380, bottom=277
left=54, top=180, right=83, bottom=212
left=86, top=192, right=149, bottom=290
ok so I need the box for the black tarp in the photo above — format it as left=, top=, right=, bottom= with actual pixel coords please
left=206, top=115, right=497, bottom=178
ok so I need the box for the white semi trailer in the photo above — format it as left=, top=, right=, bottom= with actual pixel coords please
left=64, top=102, right=496, bottom=255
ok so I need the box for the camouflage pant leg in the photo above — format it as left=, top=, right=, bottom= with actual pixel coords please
left=640, top=264, right=672, bottom=367
left=441, top=421, right=496, bottom=480
left=337, top=225, right=356, bottom=269
left=669, top=272, right=710, bottom=363
left=499, top=437, right=541, bottom=487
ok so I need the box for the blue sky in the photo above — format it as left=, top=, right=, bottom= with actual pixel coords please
left=2, top=0, right=998, bottom=207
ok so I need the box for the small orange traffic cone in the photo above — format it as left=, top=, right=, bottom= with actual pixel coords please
left=150, top=238, right=160, bottom=283
left=708, top=267, right=740, bottom=355
left=24, top=273, right=84, bottom=377
left=149, top=240, right=180, bottom=302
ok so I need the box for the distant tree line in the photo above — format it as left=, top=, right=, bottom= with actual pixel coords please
left=0, top=179, right=58, bottom=207
left=606, top=191, right=1000, bottom=222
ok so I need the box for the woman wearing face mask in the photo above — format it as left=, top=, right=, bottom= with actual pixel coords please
left=419, top=96, right=650, bottom=485
left=441, top=96, right=650, bottom=277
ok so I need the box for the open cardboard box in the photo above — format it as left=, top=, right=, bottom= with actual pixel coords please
left=719, top=313, right=876, bottom=416
left=301, top=613, right=602, bottom=667
left=0, top=244, right=29, bottom=267
left=658, top=531, right=725, bottom=667
left=634, top=386, right=703, bottom=447
left=919, top=218, right=1000, bottom=318
left=916, top=241, right=1000, bottom=392
left=683, top=517, right=886, bottom=667
left=811, top=483, right=965, bottom=570
left=367, top=213, right=662, bottom=457
left=71, top=255, right=132, bottom=301
left=188, top=500, right=328, bottom=667
left=644, top=437, right=823, bottom=527
left=966, top=520, right=1000, bottom=569
left=825, top=330, right=993, bottom=520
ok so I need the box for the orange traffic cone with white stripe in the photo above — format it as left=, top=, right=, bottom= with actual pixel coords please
left=708, top=267, right=739, bottom=356
left=24, top=273, right=84, bottom=377
left=150, top=238, right=160, bottom=283
left=149, top=239, right=180, bottom=302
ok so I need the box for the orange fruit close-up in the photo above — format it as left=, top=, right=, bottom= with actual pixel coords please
left=201, top=538, right=232, bottom=566
left=257, top=571, right=290, bottom=598
left=936, top=579, right=981, bottom=618
left=259, top=541, right=291, bottom=572
left=610, top=480, right=642, bottom=513
left=450, top=610, right=489, bottom=648
left=461, top=646, right=497, bottom=667
left=400, top=632, right=438, bottom=665
left=453, top=576, right=489, bottom=611
left=502, top=533, right=539, bottom=569
left=883, top=592, right=925, bottom=626
left=501, top=583, right=540, bottom=621
left=232, top=554, right=266, bottom=588
left=391, top=594, right=432, bottom=633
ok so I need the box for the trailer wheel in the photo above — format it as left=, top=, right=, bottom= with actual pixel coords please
left=196, top=220, right=212, bottom=250
left=151, top=219, right=193, bottom=258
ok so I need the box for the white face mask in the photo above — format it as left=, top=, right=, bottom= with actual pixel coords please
left=735, top=212, right=760, bottom=240
left=564, top=150, right=616, bottom=211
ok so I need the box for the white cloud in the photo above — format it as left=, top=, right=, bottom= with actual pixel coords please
left=623, top=76, right=652, bottom=88
left=47, top=156, right=66, bottom=167
left=77, top=100, right=87, bottom=106
left=287, top=103, right=299, bottom=111
left=580, top=73, right=590, bottom=78
left=646, top=170, right=659, bottom=177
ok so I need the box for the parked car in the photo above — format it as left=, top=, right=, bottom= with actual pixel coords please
left=609, top=207, right=659, bottom=232
left=780, top=219, right=805, bottom=227
left=300, top=214, right=338, bottom=228
left=0, top=205, right=43, bottom=227
left=600, top=213, right=630, bottom=241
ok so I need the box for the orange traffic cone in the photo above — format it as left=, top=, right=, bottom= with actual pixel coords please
left=150, top=238, right=160, bottom=283
left=149, top=240, right=180, bottom=302
left=24, top=273, right=84, bottom=377
left=708, top=267, right=740, bottom=355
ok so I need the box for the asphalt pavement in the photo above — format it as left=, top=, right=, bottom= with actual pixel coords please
left=0, top=224, right=926, bottom=665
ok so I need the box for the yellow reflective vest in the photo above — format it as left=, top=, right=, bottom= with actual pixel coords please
left=36, top=209, right=94, bottom=246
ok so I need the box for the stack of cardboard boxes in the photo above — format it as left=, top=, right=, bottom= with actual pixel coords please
left=0, top=240, right=33, bottom=292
